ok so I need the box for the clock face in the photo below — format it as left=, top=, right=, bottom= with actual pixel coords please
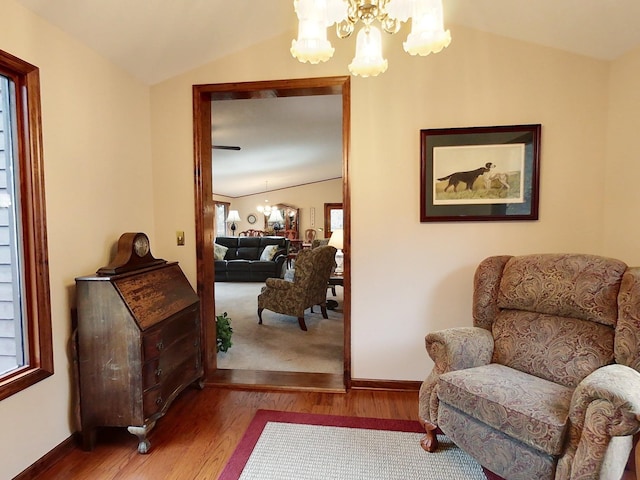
left=133, top=234, right=150, bottom=257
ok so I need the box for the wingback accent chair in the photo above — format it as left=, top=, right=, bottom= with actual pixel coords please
left=257, top=245, right=336, bottom=331
left=419, top=254, right=640, bottom=480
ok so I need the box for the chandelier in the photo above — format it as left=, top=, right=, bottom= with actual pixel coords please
left=291, top=0, right=451, bottom=77
left=256, top=181, right=273, bottom=216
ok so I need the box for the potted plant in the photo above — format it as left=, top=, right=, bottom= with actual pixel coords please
left=216, top=312, right=233, bottom=353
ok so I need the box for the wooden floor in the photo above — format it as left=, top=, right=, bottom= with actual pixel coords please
left=33, top=387, right=419, bottom=479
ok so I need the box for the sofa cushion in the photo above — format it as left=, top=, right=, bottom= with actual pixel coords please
left=226, top=260, right=251, bottom=271
left=214, top=243, right=228, bottom=261
left=251, top=261, right=278, bottom=273
left=438, top=363, right=573, bottom=455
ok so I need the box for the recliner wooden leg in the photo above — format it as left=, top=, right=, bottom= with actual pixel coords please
left=320, top=306, right=328, bottom=319
left=297, top=317, right=308, bottom=331
left=258, top=308, right=264, bottom=325
left=419, top=418, right=439, bottom=452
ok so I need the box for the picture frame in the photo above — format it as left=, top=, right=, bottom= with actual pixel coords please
left=420, top=124, right=541, bottom=222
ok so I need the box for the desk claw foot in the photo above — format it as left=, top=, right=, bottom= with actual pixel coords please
left=128, top=422, right=156, bottom=454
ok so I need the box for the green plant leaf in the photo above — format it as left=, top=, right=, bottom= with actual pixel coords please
left=216, top=312, right=233, bottom=353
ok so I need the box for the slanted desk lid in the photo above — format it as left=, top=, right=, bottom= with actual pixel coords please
left=113, top=263, right=199, bottom=330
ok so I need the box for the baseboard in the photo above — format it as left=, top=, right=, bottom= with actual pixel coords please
left=206, top=369, right=347, bottom=392
left=14, top=434, right=78, bottom=480
left=351, top=378, right=421, bottom=391
left=206, top=370, right=420, bottom=392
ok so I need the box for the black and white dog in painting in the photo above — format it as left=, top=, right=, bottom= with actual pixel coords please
left=438, top=162, right=495, bottom=192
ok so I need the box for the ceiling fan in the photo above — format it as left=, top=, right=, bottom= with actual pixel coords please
left=213, top=145, right=241, bottom=151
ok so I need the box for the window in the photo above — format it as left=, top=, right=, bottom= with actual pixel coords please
left=324, top=203, right=343, bottom=239
left=214, top=201, right=229, bottom=237
left=0, top=49, right=53, bottom=401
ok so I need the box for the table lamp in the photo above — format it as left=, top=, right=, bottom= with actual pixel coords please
left=328, top=228, right=344, bottom=275
left=226, top=210, right=241, bottom=236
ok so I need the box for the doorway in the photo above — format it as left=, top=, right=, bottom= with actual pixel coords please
left=193, top=77, right=351, bottom=390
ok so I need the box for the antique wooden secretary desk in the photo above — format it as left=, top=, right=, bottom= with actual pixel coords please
left=75, top=232, right=203, bottom=453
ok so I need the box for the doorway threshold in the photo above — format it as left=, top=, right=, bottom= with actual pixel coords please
left=206, top=369, right=346, bottom=393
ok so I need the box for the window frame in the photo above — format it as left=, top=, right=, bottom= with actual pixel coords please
left=323, top=202, right=343, bottom=239
left=0, top=49, right=53, bottom=401
left=214, top=201, right=230, bottom=236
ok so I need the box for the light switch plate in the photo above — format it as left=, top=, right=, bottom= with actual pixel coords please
left=176, top=231, right=185, bottom=246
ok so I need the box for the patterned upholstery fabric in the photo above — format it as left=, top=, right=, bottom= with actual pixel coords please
left=439, top=364, right=573, bottom=454
left=557, top=364, right=640, bottom=478
left=419, top=253, right=640, bottom=480
left=257, top=245, right=336, bottom=330
left=616, top=267, right=640, bottom=370
left=497, top=254, right=627, bottom=326
left=492, top=310, right=615, bottom=388
left=439, top=403, right=557, bottom=480
left=419, top=327, right=494, bottom=428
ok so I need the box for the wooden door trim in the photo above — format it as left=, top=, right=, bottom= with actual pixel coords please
left=192, top=76, right=351, bottom=389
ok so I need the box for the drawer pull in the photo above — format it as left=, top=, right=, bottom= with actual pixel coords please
left=155, top=368, right=163, bottom=378
left=156, top=341, right=164, bottom=351
left=155, top=396, right=163, bottom=406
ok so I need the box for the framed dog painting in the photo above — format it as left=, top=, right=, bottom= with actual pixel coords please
left=420, top=124, right=541, bottom=222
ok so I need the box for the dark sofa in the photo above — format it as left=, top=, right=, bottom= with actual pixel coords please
left=214, top=236, right=289, bottom=282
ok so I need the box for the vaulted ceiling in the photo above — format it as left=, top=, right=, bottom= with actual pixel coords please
left=16, top=0, right=640, bottom=85
left=15, top=0, right=640, bottom=196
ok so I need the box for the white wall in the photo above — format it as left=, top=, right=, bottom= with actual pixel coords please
left=2, top=1, right=154, bottom=477
left=150, top=26, right=613, bottom=383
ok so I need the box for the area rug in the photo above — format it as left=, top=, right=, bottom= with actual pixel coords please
left=218, top=410, right=502, bottom=480
left=215, top=282, right=344, bottom=373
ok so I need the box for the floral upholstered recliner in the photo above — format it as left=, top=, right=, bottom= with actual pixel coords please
left=419, top=254, right=640, bottom=480
left=257, top=245, right=336, bottom=331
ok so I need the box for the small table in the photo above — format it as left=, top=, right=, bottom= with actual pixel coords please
left=328, top=275, right=343, bottom=296
left=286, top=252, right=297, bottom=269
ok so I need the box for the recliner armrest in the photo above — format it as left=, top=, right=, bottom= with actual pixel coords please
left=569, top=364, right=640, bottom=435
left=558, top=364, right=640, bottom=478
left=426, top=326, right=494, bottom=373
left=419, top=327, right=494, bottom=437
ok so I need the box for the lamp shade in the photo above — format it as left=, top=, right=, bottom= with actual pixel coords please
left=403, top=0, right=451, bottom=56
left=268, top=209, right=284, bottom=223
left=226, top=210, right=241, bottom=223
left=290, top=0, right=347, bottom=63
left=328, top=228, right=343, bottom=250
left=348, top=26, right=388, bottom=77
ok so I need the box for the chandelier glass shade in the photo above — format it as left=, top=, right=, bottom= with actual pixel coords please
left=256, top=201, right=272, bottom=216
left=291, top=0, right=451, bottom=77
left=256, top=181, right=273, bottom=215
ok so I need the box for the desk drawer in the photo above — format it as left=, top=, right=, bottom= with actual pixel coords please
left=142, top=304, right=199, bottom=360
left=142, top=354, right=201, bottom=419
left=142, top=332, right=200, bottom=390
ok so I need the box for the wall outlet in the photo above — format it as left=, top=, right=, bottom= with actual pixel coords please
left=176, top=231, right=185, bottom=246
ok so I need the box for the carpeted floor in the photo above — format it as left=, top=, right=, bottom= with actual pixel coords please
left=219, top=410, right=493, bottom=480
left=215, top=282, right=344, bottom=373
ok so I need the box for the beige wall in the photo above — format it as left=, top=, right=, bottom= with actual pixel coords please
left=2, top=0, right=154, bottom=477
left=217, top=178, right=342, bottom=238
left=603, top=46, right=640, bottom=262
left=150, top=26, right=612, bottom=382
left=4, top=2, right=639, bottom=475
